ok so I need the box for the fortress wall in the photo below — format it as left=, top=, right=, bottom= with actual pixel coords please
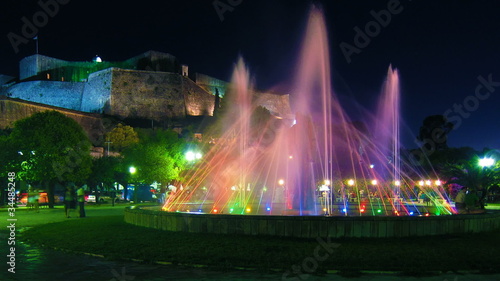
left=6, top=81, right=84, bottom=111
left=0, top=97, right=104, bottom=145
left=81, top=68, right=113, bottom=113
left=195, top=73, right=227, bottom=97
left=255, top=92, right=293, bottom=119
left=20, top=55, right=68, bottom=80
left=108, top=69, right=186, bottom=120
left=182, top=77, right=215, bottom=116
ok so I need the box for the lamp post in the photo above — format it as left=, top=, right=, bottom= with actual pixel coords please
left=129, top=166, right=137, bottom=203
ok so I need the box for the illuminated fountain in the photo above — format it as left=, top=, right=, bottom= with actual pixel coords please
left=162, top=7, right=454, bottom=217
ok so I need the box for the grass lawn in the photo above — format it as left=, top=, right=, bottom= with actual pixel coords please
left=20, top=213, right=500, bottom=276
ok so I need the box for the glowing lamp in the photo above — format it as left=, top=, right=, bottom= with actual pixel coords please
left=418, top=180, right=424, bottom=187
left=323, top=208, right=327, bottom=212
left=435, top=180, right=442, bottom=186
left=213, top=209, right=218, bottom=213
left=394, top=180, right=401, bottom=186
left=278, top=179, right=285, bottom=186
left=266, top=207, right=271, bottom=211
left=479, top=157, right=495, bottom=167
left=360, top=208, right=365, bottom=213
left=324, top=179, right=331, bottom=186
left=347, top=179, right=355, bottom=186
left=409, top=211, right=414, bottom=215
left=246, top=208, right=251, bottom=213
left=371, top=179, right=378, bottom=185
left=185, top=151, right=195, bottom=161
left=229, top=208, right=234, bottom=213
left=377, top=209, right=382, bottom=213
left=425, top=180, right=432, bottom=186
left=342, top=208, right=347, bottom=212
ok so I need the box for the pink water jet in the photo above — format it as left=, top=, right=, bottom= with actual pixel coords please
left=163, top=6, right=454, bottom=216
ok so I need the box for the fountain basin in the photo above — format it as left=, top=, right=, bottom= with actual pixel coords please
left=124, top=207, right=500, bottom=238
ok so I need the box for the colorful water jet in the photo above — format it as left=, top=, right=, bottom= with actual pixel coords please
left=163, top=7, right=455, bottom=216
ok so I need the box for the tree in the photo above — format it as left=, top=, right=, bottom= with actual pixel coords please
left=441, top=155, right=500, bottom=209
left=87, top=156, right=123, bottom=205
left=8, top=111, right=92, bottom=208
left=105, top=123, right=139, bottom=152
left=417, top=115, right=454, bottom=151
left=122, top=128, right=187, bottom=185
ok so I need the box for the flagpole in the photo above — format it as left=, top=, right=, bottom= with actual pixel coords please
left=34, top=36, right=39, bottom=54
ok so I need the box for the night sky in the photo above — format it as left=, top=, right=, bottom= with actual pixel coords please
left=1, top=0, right=499, bottom=150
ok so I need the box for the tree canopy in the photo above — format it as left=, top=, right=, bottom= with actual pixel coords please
left=105, top=123, right=139, bottom=152
left=5, top=111, right=92, bottom=207
left=122, top=128, right=187, bottom=185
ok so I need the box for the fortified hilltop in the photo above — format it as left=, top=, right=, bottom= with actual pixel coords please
left=0, top=51, right=291, bottom=145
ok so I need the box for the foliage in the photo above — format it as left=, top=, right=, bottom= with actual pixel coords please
left=5, top=111, right=92, bottom=207
left=441, top=154, right=500, bottom=205
left=87, top=156, right=122, bottom=191
left=8, top=111, right=92, bottom=184
left=105, top=123, right=139, bottom=152
left=122, top=128, right=187, bottom=185
left=417, top=114, right=454, bottom=151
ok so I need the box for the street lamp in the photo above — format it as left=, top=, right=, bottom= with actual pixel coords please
left=479, top=157, right=495, bottom=167
left=185, top=151, right=202, bottom=162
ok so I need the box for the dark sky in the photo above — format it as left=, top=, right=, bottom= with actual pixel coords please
left=1, top=0, right=499, bottom=150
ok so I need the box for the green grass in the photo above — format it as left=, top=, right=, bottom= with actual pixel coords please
left=20, top=215, right=500, bottom=275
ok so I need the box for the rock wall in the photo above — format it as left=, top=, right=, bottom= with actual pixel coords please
left=106, top=69, right=216, bottom=120
left=6, top=81, right=85, bottom=111
left=108, top=69, right=187, bottom=120
left=81, top=68, right=113, bottom=113
left=0, top=97, right=105, bottom=145
left=195, top=73, right=227, bottom=97
left=182, top=76, right=215, bottom=116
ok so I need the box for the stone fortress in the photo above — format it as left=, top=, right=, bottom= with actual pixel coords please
left=0, top=51, right=291, bottom=147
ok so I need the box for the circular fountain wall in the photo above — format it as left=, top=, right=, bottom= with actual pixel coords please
left=125, top=207, right=500, bottom=238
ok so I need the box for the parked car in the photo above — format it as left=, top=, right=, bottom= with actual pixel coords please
left=87, top=190, right=121, bottom=203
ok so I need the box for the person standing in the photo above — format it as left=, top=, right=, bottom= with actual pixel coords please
left=455, top=187, right=467, bottom=214
left=77, top=185, right=86, bottom=218
left=64, top=184, right=76, bottom=218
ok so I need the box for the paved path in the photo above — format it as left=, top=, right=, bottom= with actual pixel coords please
left=2, top=204, right=500, bottom=280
